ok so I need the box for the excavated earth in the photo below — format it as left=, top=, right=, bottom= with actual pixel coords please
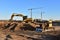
left=0, top=20, right=60, bottom=40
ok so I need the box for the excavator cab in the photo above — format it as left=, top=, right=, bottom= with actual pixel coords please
left=23, top=16, right=27, bottom=20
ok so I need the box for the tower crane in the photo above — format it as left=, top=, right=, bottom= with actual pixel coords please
left=28, top=7, right=43, bottom=21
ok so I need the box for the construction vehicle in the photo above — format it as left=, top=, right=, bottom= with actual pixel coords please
left=9, top=13, right=32, bottom=22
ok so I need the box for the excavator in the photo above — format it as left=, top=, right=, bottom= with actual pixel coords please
left=9, top=13, right=32, bottom=22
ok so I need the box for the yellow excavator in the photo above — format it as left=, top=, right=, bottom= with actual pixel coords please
left=9, top=13, right=32, bottom=22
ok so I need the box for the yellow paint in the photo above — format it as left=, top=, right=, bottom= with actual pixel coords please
left=49, top=20, right=52, bottom=27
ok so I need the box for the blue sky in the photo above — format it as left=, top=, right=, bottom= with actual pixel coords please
left=0, top=0, right=60, bottom=20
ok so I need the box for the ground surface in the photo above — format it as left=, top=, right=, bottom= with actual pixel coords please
left=0, top=29, right=60, bottom=40
left=0, top=21, right=60, bottom=40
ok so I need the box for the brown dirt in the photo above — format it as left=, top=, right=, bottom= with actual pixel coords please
left=0, top=21, right=60, bottom=40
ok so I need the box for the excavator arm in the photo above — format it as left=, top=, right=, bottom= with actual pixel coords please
left=10, top=13, right=24, bottom=21
left=9, top=13, right=32, bottom=22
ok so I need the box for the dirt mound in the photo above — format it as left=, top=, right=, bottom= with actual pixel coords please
left=0, top=21, right=60, bottom=40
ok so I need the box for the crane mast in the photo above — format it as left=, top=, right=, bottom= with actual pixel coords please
left=28, top=7, right=43, bottom=21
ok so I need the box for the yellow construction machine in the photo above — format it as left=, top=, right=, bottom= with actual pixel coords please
left=9, top=13, right=32, bottom=22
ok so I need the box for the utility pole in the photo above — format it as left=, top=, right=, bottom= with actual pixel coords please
left=41, top=11, right=45, bottom=21
left=28, top=9, right=32, bottom=19
left=41, top=11, right=42, bottom=21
